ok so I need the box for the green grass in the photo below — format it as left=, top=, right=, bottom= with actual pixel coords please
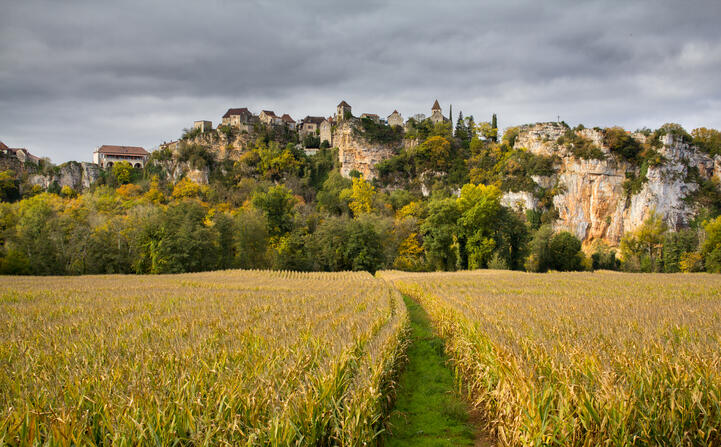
left=385, top=295, right=476, bottom=446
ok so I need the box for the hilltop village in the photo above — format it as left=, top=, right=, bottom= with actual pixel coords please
left=2, top=98, right=721, bottom=277
left=160, top=99, right=453, bottom=180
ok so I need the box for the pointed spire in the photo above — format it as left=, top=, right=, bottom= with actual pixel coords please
left=432, top=99, right=441, bottom=111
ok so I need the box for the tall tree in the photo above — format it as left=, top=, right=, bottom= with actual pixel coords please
left=455, top=111, right=468, bottom=142
left=491, top=113, right=498, bottom=142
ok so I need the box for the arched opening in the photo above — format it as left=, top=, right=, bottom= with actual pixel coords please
left=106, top=162, right=114, bottom=168
left=134, top=163, right=141, bottom=168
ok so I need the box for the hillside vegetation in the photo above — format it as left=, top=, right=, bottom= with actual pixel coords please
left=1, top=120, right=721, bottom=275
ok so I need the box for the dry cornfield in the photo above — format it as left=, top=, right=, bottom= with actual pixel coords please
left=381, top=270, right=721, bottom=446
left=0, top=270, right=408, bottom=446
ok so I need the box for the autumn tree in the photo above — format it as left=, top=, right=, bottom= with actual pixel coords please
left=342, top=175, right=376, bottom=216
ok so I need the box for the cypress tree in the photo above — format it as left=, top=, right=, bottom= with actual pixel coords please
left=455, top=111, right=468, bottom=142
left=491, top=113, right=498, bottom=142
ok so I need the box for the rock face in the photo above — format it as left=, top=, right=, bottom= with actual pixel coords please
left=334, top=121, right=399, bottom=179
left=507, top=122, right=719, bottom=247
left=27, top=162, right=100, bottom=192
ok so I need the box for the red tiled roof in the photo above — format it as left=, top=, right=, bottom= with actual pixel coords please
left=281, top=114, right=295, bottom=122
left=337, top=100, right=351, bottom=108
left=223, top=108, right=250, bottom=118
left=361, top=113, right=379, bottom=118
left=0, top=141, right=8, bottom=150
left=96, top=145, right=149, bottom=156
left=261, top=110, right=277, bottom=117
left=432, top=100, right=441, bottom=110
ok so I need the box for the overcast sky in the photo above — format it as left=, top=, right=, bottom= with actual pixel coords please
left=1, top=0, right=720, bottom=163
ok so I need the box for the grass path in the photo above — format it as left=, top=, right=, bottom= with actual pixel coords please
left=384, top=295, right=486, bottom=446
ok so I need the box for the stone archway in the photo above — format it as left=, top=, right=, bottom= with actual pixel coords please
left=106, top=162, right=114, bottom=168
left=134, top=163, right=142, bottom=168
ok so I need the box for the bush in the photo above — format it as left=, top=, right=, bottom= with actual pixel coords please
left=604, top=127, right=642, bottom=161
left=549, top=231, right=584, bottom=271
left=354, top=117, right=404, bottom=145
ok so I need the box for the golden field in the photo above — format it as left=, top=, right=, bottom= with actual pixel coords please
left=0, top=271, right=407, bottom=446
left=381, top=270, right=721, bottom=446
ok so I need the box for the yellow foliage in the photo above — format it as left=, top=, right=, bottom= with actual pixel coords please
left=344, top=175, right=376, bottom=216
left=171, top=177, right=202, bottom=199
left=679, top=251, right=704, bottom=272
left=396, top=201, right=424, bottom=220
left=115, top=183, right=142, bottom=199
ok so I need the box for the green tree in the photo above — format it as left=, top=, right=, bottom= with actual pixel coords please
left=317, top=171, right=352, bottom=215
left=0, top=170, right=20, bottom=202
left=702, top=215, right=721, bottom=272
left=112, top=161, right=134, bottom=185
left=491, top=113, right=498, bottom=142
left=421, top=198, right=460, bottom=271
left=525, top=225, right=554, bottom=272
left=691, top=127, right=721, bottom=156
left=344, top=217, right=385, bottom=274
left=662, top=229, right=698, bottom=273
left=549, top=231, right=584, bottom=271
left=456, top=183, right=502, bottom=269
left=620, top=212, right=668, bottom=272
left=252, top=185, right=297, bottom=237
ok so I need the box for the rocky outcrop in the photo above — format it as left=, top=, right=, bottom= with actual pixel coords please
left=27, top=162, right=100, bottom=192
left=334, top=121, right=400, bottom=179
left=507, top=122, right=719, bottom=247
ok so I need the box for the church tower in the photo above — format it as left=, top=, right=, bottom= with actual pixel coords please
left=430, top=99, right=444, bottom=124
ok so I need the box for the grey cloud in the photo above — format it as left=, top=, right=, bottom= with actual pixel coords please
left=1, top=0, right=720, bottom=162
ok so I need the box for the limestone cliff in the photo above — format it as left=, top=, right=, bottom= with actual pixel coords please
left=506, top=122, right=720, bottom=246
left=333, top=120, right=401, bottom=179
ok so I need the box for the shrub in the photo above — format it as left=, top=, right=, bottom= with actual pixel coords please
left=604, top=127, right=642, bottom=161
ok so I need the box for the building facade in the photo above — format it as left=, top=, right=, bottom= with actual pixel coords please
left=320, top=119, right=333, bottom=146
left=430, top=99, right=446, bottom=124
left=221, top=108, right=253, bottom=127
left=93, top=145, right=150, bottom=169
left=299, top=116, right=325, bottom=136
left=193, top=120, right=213, bottom=132
left=336, top=100, right=352, bottom=121
left=387, top=110, right=403, bottom=127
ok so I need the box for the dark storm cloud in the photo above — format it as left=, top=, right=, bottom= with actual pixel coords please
left=1, top=0, right=720, bottom=162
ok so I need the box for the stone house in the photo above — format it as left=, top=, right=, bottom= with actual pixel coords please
left=281, top=114, right=296, bottom=130
left=193, top=120, right=213, bottom=133
left=299, top=116, right=325, bottom=136
left=221, top=108, right=253, bottom=127
left=259, top=110, right=283, bottom=126
left=336, top=100, right=352, bottom=121
left=430, top=99, right=447, bottom=124
left=320, top=118, right=333, bottom=146
left=387, top=110, right=403, bottom=127
left=93, top=145, right=150, bottom=169
left=0, top=142, right=41, bottom=163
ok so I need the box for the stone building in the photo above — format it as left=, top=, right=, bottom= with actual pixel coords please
left=320, top=118, right=333, bottom=146
left=93, top=145, right=149, bottom=169
left=430, top=99, right=446, bottom=124
left=193, top=120, right=213, bottom=133
left=387, top=110, right=403, bottom=127
left=281, top=114, right=296, bottom=130
left=336, top=100, right=352, bottom=121
left=0, top=142, right=41, bottom=163
left=259, top=110, right=283, bottom=126
left=299, top=116, right=325, bottom=136
left=221, top=108, right=253, bottom=127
